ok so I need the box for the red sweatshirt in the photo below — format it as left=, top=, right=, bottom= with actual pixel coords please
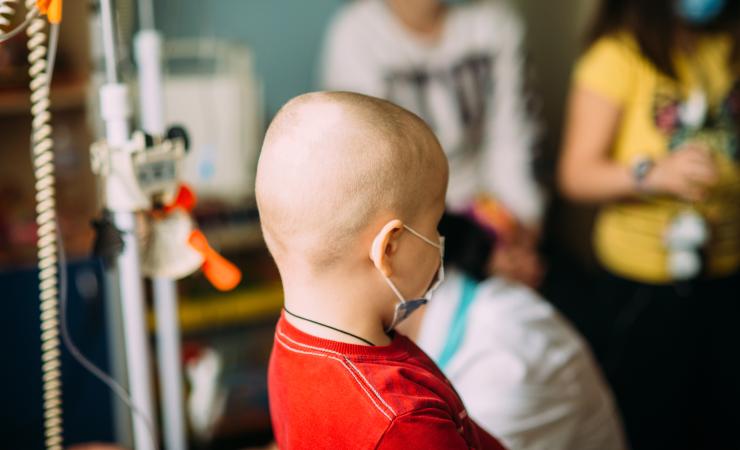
left=268, top=313, right=506, bottom=449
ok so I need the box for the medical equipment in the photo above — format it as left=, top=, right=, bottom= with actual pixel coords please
left=0, top=1, right=64, bottom=448
left=160, top=39, right=263, bottom=205
left=3, top=0, right=241, bottom=448
left=99, top=1, right=243, bottom=447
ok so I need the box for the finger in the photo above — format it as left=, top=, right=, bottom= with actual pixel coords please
left=678, top=183, right=708, bottom=202
left=683, top=165, right=719, bottom=184
left=677, top=153, right=715, bottom=173
left=680, top=149, right=713, bottom=163
left=677, top=142, right=711, bottom=155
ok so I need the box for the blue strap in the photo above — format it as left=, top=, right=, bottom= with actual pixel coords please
left=436, top=276, right=479, bottom=371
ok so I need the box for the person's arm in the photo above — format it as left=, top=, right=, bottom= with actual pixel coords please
left=558, top=86, right=719, bottom=204
left=557, top=86, right=633, bottom=202
left=376, top=409, right=506, bottom=450
left=481, top=6, right=544, bottom=228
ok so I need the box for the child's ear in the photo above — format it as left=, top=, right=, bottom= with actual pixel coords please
left=370, top=219, right=403, bottom=277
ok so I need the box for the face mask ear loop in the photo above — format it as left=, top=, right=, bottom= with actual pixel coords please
left=384, top=277, right=406, bottom=333
left=383, top=276, right=407, bottom=304
left=403, top=225, right=442, bottom=249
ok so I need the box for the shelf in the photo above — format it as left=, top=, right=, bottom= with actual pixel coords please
left=202, top=221, right=265, bottom=253
left=0, top=75, right=88, bottom=115
left=149, top=283, right=283, bottom=334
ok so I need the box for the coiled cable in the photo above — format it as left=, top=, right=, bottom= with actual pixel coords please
left=9, top=3, right=159, bottom=448
left=0, top=0, right=15, bottom=29
left=25, top=0, right=63, bottom=448
left=0, top=0, right=38, bottom=43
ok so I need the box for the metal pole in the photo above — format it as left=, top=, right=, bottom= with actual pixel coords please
left=134, top=29, right=165, bottom=136
left=99, top=0, right=157, bottom=449
left=109, top=211, right=156, bottom=450
left=89, top=5, right=133, bottom=446
left=103, top=270, right=134, bottom=448
left=153, top=278, right=187, bottom=450
left=99, top=0, right=119, bottom=85
left=135, top=3, right=188, bottom=447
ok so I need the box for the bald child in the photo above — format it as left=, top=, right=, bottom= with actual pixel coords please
left=256, top=92, right=506, bottom=449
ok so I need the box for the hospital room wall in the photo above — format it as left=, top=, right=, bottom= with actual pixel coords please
left=154, top=0, right=345, bottom=118
left=516, top=0, right=597, bottom=150
left=515, top=0, right=601, bottom=264
left=155, top=0, right=598, bottom=261
left=154, top=0, right=596, bottom=126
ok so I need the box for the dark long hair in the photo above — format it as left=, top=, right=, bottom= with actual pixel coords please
left=438, top=213, right=496, bottom=282
left=587, top=0, right=740, bottom=78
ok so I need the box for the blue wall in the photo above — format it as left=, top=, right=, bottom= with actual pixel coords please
left=155, top=0, right=345, bottom=118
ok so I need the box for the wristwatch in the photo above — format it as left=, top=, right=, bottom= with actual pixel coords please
left=632, top=157, right=654, bottom=192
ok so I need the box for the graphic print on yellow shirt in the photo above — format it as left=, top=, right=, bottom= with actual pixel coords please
left=652, top=80, right=739, bottom=160
left=575, top=34, right=740, bottom=283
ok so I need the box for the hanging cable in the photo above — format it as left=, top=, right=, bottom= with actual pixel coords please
left=25, top=0, right=63, bottom=448
left=45, top=18, right=58, bottom=77
left=0, top=0, right=14, bottom=28
left=43, top=12, right=160, bottom=448
left=57, top=222, right=160, bottom=450
left=0, top=0, right=38, bottom=42
left=5, top=1, right=156, bottom=448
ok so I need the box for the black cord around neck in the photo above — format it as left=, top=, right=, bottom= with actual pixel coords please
left=283, top=307, right=376, bottom=346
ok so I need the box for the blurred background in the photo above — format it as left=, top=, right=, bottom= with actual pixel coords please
left=0, top=0, right=626, bottom=448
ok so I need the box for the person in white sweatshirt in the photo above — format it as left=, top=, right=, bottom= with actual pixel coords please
left=320, top=0, right=545, bottom=286
left=399, top=213, right=627, bottom=450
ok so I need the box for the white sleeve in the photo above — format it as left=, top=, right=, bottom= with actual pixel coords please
left=480, top=6, right=545, bottom=226
left=318, top=6, right=385, bottom=96
left=454, top=280, right=625, bottom=450
left=455, top=295, right=578, bottom=450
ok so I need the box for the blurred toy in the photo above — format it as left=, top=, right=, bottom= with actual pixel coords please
left=665, top=209, right=708, bottom=279
left=466, top=194, right=518, bottom=242
left=466, top=194, right=545, bottom=288
left=142, top=184, right=242, bottom=290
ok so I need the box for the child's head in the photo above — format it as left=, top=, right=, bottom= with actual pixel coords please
left=256, top=92, right=448, bottom=327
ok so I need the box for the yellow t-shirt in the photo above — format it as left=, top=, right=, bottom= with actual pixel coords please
left=574, top=34, right=740, bottom=283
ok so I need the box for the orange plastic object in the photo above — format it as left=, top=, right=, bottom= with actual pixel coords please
left=188, top=229, right=242, bottom=291
left=164, top=184, right=197, bottom=214
left=36, top=0, right=62, bottom=23
left=470, top=195, right=518, bottom=242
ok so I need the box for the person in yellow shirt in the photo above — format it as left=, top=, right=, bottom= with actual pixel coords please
left=558, top=0, right=740, bottom=449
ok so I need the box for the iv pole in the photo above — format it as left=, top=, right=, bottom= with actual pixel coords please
left=134, top=0, right=188, bottom=447
left=98, top=0, right=157, bottom=448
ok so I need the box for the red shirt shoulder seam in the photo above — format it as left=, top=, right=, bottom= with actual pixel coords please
left=275, top=330, right=397, bottom=421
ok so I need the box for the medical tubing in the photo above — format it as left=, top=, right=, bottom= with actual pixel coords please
left=25, top=0, right=63, bottom=448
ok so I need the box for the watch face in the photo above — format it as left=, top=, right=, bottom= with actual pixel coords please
left=634, top=159, right=654, bottom=183
left=638, top=161, right=650, bottom=176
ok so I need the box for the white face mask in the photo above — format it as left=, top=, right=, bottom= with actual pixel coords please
left=381, top=225, right=445, bottom=332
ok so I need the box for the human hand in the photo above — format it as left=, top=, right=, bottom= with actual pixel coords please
left=488, top=225, right=545, bottom=288
left=67, top=444, right=127, bottom=450
left=644, top=143, right=718, bottom=202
